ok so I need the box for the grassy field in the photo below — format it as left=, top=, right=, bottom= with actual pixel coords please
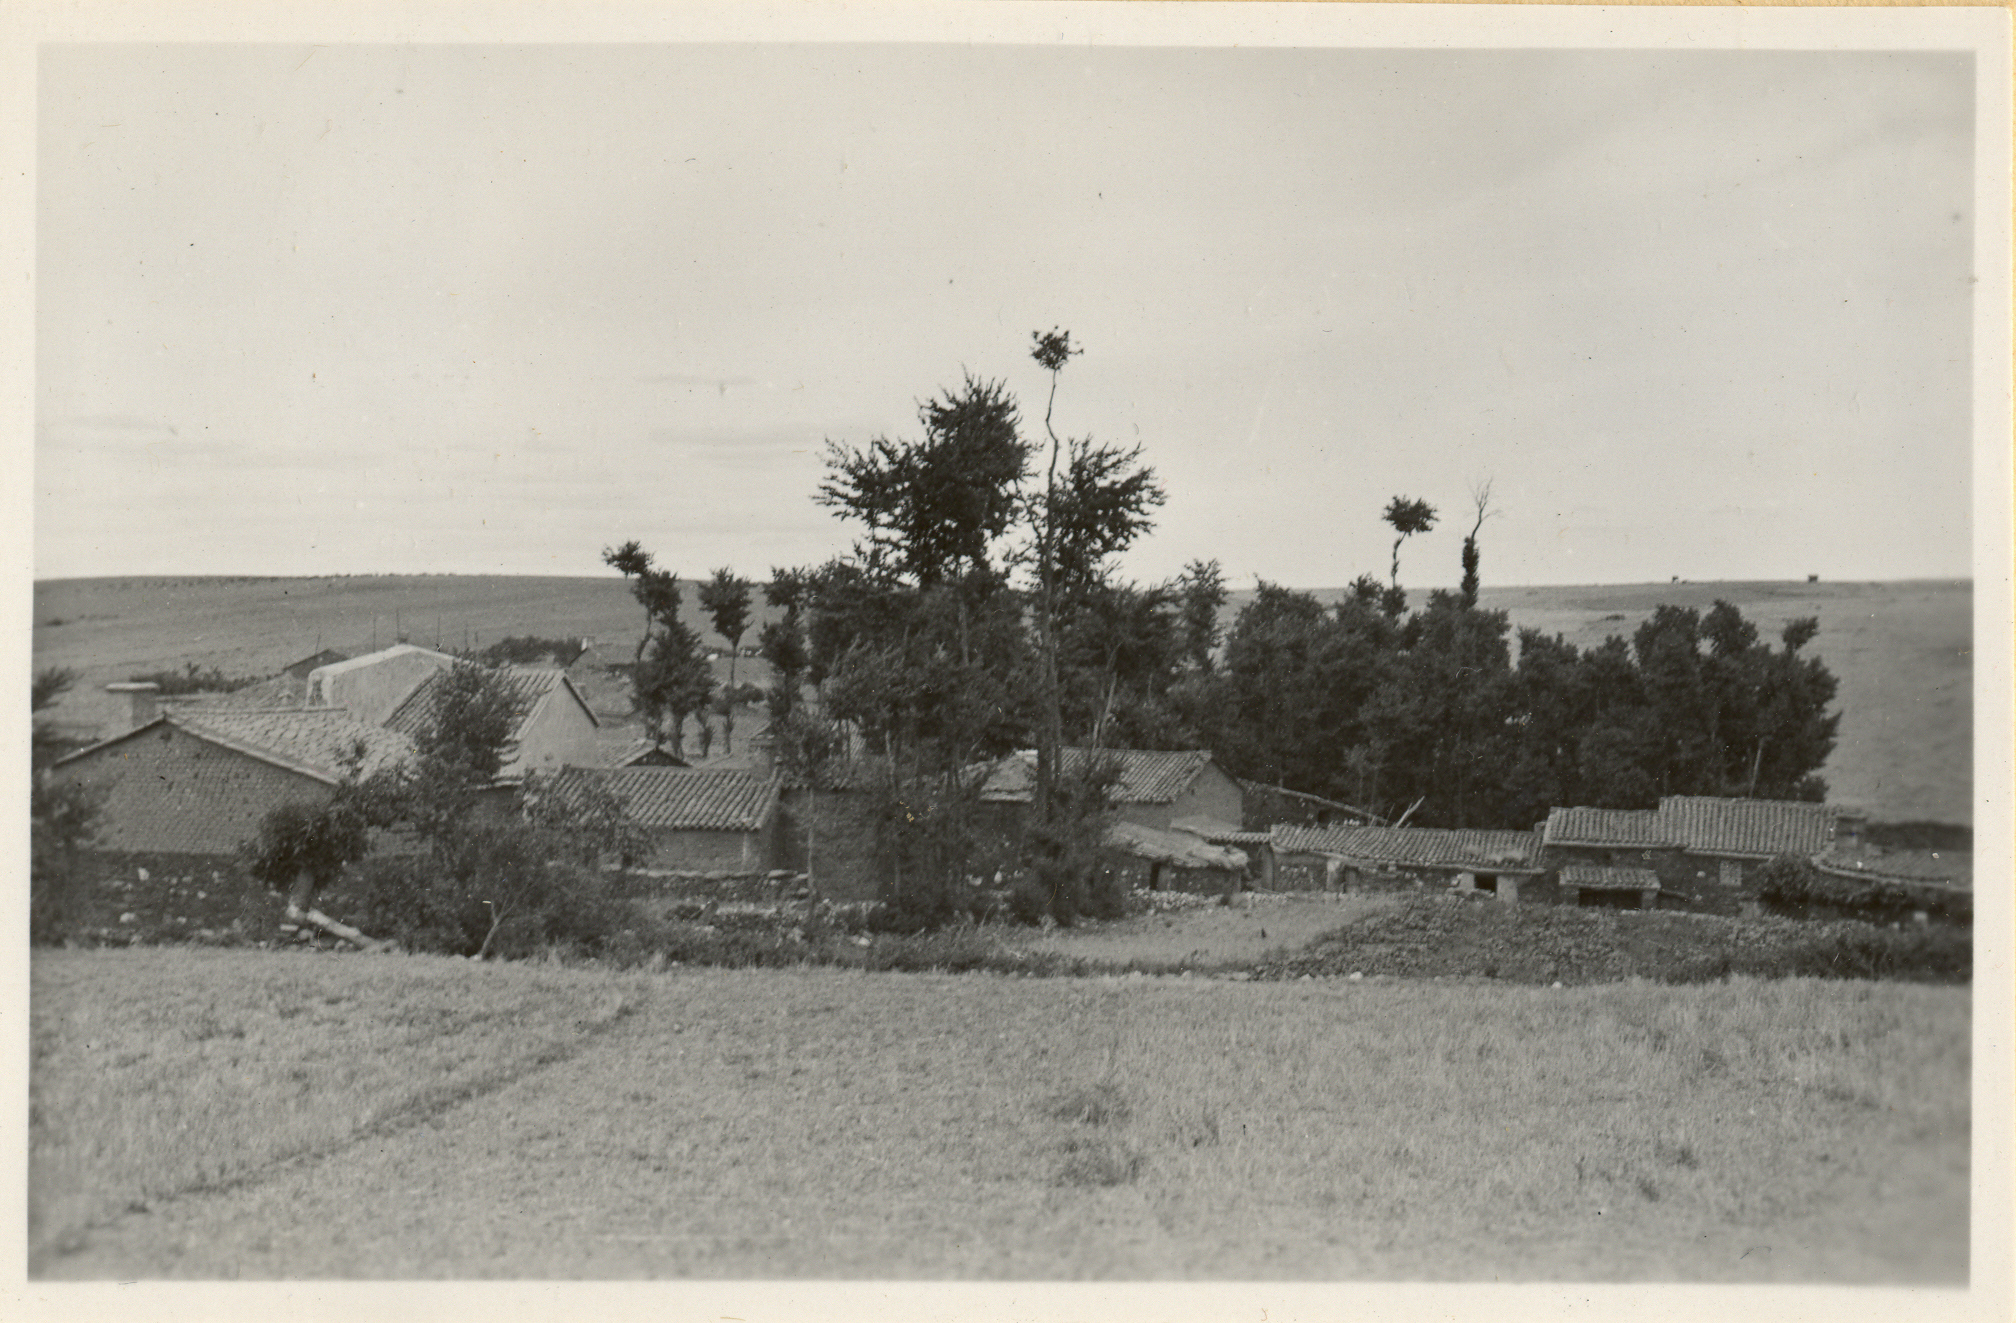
left=33, top=574, right=1971, bottom=824
left=29, top=950, right=637, bottom=1269
left=31, top=949, right=1969, bottom=1283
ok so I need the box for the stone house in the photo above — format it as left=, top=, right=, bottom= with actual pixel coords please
left=974, top=747, right=1245, bottom=833
left=541, top=766, right=783, bottom=873
left=383, top=663, right=602, bottom=787
left=1540, top=795, right=1845, bottom=914
left=49, top=706, right=414, bottom=859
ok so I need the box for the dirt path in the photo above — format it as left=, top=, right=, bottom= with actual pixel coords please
left=996, top=893, right=1393, bottom=968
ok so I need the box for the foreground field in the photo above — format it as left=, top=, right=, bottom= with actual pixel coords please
left=31, top=950, right=1968, bottom=1283
left=33, top=575, right=1972, bottom=822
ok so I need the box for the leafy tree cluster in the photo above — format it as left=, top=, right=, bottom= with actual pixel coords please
left=1193, top=580, right=1841, bottom=829
left=599, top=331, right=1845, bottom=922
left=125, top=662, right=260, bottom=696
left=471, top=635, right=585, bottom=667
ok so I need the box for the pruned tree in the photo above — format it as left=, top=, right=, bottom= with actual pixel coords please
left=1459, top=479, right=1498, bottom=610
left=757, top=566, right=815, bottom=722
left=1382, top=495, right=1438, bottom=598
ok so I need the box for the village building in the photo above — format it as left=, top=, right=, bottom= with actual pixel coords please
left=774, top=758, right=889, bottom=904
left=1540, top=795, right=1845, bottom=914
left=972, top=748, right=1255, bottom=893
left=975, top=747, right=1245, bottom=833
left=305, top=643, right=460, bottom=726
left=383, top=663, right=602, bottom=787
left=541, top=766, right=783, bottom=873
left=49, top=705, right=414, bottom=859
left=1270, top=823, right=1547, bottom=901
left=281, top=647, right=350, bottom=680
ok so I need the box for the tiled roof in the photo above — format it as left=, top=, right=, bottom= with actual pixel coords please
left=1543, top=807, right=1673, bottom=848
left=1271, top=824, right=1543, bottom=873
left=54, top=708, right=415, bottom=785
left=1657, top=796, right=1836, bottom=859
left=544, top=766, right=781, bottom=832
left=977, top=748, right=1214, bottom=805
left=1541, top=797, right=1839, bottom=859
left=1560, top=865, right=1662, bottom=892
left=1170, top=814, right=1271, bottom=847
left=385, top=666, right=596, bottom=741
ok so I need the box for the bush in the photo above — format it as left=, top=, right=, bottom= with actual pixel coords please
left=1258, top=897, right=1970, bottom=987
left=1757, top=853, right=1970, bottom=926
left=326, top=820, right=627, bottom=959
left=126, top=664, right=260, bottom=696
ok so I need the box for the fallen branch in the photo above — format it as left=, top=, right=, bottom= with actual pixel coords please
left=286, top=903, right=394, bottom=952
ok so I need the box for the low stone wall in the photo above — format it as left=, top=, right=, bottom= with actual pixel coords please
left=50, top=850, right=285, bottom=946
left=606, top=868, right=809, bottom=904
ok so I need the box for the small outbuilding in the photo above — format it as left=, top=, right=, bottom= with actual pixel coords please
left=541, top=766, right=783, bottom=873
left=1271, top=823, right=1545, bottom=900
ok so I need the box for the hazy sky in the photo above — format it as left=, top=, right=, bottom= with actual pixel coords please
left=35, top=43, right=1978, bottom=589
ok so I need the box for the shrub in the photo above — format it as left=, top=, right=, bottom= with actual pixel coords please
left=125, top=664, right=261, bottom=696
left=326, top=819, right=627, bottom=959
left=1757, top=853, right=1970, bottom=926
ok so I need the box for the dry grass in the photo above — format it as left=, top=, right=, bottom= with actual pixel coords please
left=28, top=948, right=638, bottom=1271
left=33, top=953, right=1968, bottom=1283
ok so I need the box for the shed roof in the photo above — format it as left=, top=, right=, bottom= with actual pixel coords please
left=543, top=766, right=781, bottom=833
left=1814, top=843, right=1971, bottom=891
left=1105, top=821, right=1249, bottom=871
left=976, top=747, right=1216, bottom=806
left=1559, top=865, right=1662, bottom=892
left=1170, top=814, right=1272, bottom=847
left=1542, top=806, right=1674, bottom=849
left=1271, top=824, right=1543, bottom=873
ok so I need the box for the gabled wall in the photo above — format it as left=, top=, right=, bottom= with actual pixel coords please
left=1166, top=763, right=1245, bottom=831
left=50, top=724, right=334, bottom=855
left=306, top=645, right=457, bottom=727
left=504, top=682, right=603, bottom=780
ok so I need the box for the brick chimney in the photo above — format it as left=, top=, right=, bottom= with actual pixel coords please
left=105, top=681, right=161, bottom=731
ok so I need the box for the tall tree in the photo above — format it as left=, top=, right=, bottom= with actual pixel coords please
left=698, top=568, right=753, bottom=752
left=759, top=566, right=813, bottom=721
left=602, top=543, right=712, bottom=755
left=1026, top=328, right=1165, bottom=823
left=817, top=375, right=1030, bottom=586
left=1459, top=479, right=1497, bottom=610
left=1175, top=558, right=1227, bottom=673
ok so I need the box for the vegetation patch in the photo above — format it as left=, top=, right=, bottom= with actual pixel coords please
left=1257, top=897, right=1970, bottom=986
left=29, top=948, right=639, bottom=1270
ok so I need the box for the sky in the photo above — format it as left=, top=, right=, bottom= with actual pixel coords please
left=34, top=42, right=1980, bottom=590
